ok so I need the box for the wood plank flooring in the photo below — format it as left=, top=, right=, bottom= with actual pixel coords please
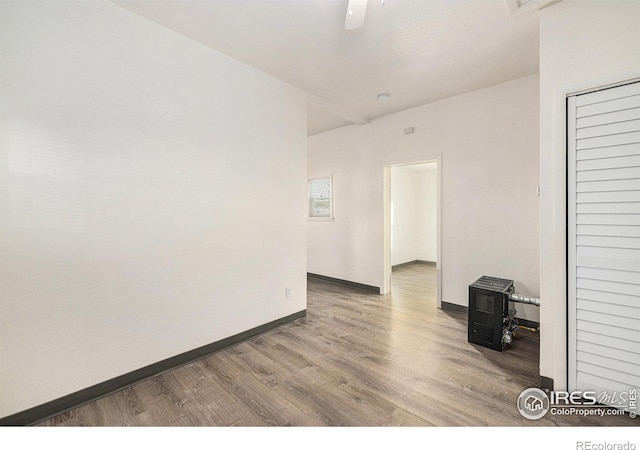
left=37, top=264, right=636, bottom=426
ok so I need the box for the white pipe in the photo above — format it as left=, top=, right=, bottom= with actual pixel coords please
left=509, top=292, right=540, bottom=306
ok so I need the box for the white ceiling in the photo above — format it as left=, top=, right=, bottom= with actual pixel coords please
left=112, top=0, right=540, bottom=136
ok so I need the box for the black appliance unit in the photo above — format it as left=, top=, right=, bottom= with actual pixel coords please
left=468, top=276, right=514, bottom=351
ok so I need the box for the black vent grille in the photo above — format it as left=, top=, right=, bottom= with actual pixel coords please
left=470, top=276, right=513, bottom=293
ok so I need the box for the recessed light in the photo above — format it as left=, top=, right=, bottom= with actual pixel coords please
left=377, top=93, right=391, bottom=103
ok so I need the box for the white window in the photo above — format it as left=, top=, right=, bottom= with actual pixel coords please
left=308, top=176, right=333, bottom=220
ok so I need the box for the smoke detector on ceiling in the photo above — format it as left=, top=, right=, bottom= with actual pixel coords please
left=377, top=93, right=391, bottom=103
left=504, top=0, right=560, bottom=17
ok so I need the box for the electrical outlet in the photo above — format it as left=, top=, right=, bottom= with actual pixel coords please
left=285, top=287, right=291, bottom=298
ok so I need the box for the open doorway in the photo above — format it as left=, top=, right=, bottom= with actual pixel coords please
left=383, top=158, right=441, bottom=308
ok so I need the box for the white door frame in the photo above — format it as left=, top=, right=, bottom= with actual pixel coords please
left=383, top=154, right=442, bottom=309
left=567, top=93, right=578, bottom=392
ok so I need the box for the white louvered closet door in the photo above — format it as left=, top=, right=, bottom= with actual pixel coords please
left=568, top=81, right=640, bottom=409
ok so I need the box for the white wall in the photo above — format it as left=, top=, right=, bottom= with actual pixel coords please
left=539, top=0, right=640, bottom=390
left=390, top=164, right=437, bottom=266
left=0, top=1, right=307, bottom=418
left=391, top=167, right=419, bottom=266
left=416, top=165, right=438, bottom=263
left=308, top=75, right=540, bottom=321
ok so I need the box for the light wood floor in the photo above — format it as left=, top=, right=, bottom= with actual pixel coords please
left=38, top=264, right=635, bottom=426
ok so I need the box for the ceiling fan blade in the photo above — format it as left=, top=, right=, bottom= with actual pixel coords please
left=345, top=0, right=368, bottom=30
